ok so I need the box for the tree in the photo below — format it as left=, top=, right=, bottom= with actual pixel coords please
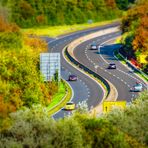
left=115, top=0, right=129, bottom=10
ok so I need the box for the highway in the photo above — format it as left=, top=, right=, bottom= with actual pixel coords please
left=45, top=22, right=147, bottom=118
left=74, top=31, right=147, bottom=102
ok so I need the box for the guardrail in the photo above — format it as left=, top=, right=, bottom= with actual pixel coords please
left=65, top=48, right=110, bottom=97
left=118, top=48, right=148, bottom=82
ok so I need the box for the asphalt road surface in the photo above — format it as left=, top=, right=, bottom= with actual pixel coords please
left=74, top=31, right=147, bottom=102
left=45, top=22, right=147, bottom=119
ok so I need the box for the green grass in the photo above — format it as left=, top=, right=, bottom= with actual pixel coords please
left=48, top=80, right=72, bottom=116
left=135, top=71, right=148, bottom=82
left=48, top=81, right=66, bottom=110
left=22, top=19, right=120, bottom=37
left=114, top=50, right=126, bottom=64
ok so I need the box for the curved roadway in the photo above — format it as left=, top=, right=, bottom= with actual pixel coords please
left=74, top=32, right=147, bottom=102
left=45, top=22, right=147, bottom=118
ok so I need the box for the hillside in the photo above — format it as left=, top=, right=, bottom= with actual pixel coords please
left=121, top=0, right=148, bottom=73
left=0, top=91, right=147, bottom=147
left=0, top=0, right=128, bottom=27
left=0, top=0, right=148, bottom=147
left=0, top=17, right=59, bottom=118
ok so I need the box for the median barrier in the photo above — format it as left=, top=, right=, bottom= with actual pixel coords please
left=64, top=27, right=119, bottom=115
left=65, top=48, right=110, bottom=96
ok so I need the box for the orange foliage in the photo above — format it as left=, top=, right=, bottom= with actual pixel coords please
left=19, top=0, right=35, bottom=19
left=105, top=0, right=116, bottom=9
left=132, top=15, right=148, bottom=54
left=36, top=15, right=46, bottom=24
left=40, top=84, right=52, bottom=105
left=24, top=37, right=47, bottom=52
left=0, top=16, right=8, bottom=32
left=0, top=96, right=16, bottom=118
left=122, top=2, right=148, bottom=32
left=0, top=16, right=20, bottom=33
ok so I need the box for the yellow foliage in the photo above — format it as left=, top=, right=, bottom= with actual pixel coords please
left=24, top=36, right=47, bottom=53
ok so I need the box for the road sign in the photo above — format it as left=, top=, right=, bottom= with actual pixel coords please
left=40, top=53, right=60, bottom=81
left=103, top=101, right=126, bottom=113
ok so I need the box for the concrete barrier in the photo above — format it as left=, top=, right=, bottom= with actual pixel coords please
left=65, top=27, right=119, bottom=115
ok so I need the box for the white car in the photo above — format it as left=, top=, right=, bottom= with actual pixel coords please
left=130, top=82, right=143, bottom=92
left=90, top=43, right=97, bottom=50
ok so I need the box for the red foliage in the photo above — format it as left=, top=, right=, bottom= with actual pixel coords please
left=130, top=58, right=141, bottom=68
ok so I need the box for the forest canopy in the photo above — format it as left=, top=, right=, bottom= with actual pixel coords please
left=0, top=0, right=124, bottom=27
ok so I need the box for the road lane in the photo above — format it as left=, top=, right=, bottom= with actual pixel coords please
left=44, top=22, right=127, bottom=118
left=73, top=32, right=147, bottom=102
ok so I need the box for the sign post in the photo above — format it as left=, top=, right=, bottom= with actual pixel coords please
left=103, top=101, right=126, bottom=113
left=40, top=53, right=60, bottom=81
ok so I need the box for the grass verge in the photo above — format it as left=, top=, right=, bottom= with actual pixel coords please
left=48, top=81, right=66, bottom=110
left=114, top=50, right=126, bottom=64
left=48, top=79, right=72, bottom=116
left=114, top=50, right=148, bottom=82
left=22, top=19, right=120, bottom=37
left=135, top=71, right=148, bottom=82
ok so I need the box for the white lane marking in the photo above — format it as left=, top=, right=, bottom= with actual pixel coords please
left=98, top=37, right=119, bottom=64
left=52, top=78, right=74, bottom=116
left=98, top=37, right=147, bottom=88
left=113, top=47, right=147, bottom=87
left=62, top=46, right=106, bottom=106
left=117, top=68, right=147, bottom=87
left=47, top=39, right=56, bottom=45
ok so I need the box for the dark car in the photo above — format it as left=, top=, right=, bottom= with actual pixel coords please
left=68, top=75, right=78, bottom=81
left=108, top=63, right=116, bottom=69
